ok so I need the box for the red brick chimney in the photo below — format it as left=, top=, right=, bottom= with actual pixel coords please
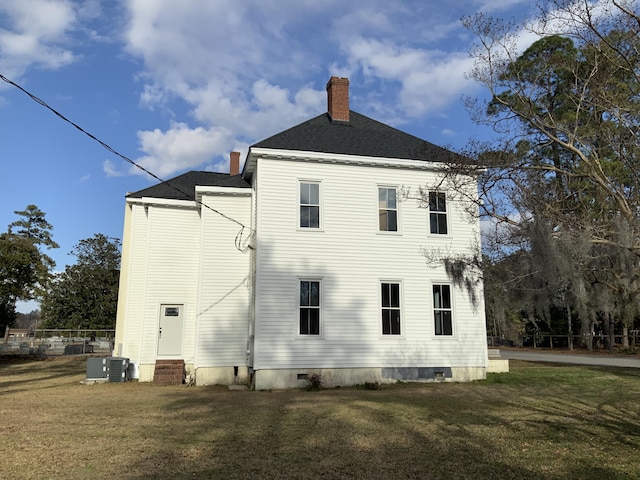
left=326, top=76, right=350, bottom=123
left=230, top=151, right=240, bottom=176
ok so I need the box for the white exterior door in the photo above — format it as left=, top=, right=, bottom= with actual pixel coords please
left=158, top=305, right=184, bottom=356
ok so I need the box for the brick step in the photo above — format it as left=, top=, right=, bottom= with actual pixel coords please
left=155, top=359, right=185, bottom=366
left=153, top=360, right=185, bottom=385
left=155, top=365, right=184, bottom=372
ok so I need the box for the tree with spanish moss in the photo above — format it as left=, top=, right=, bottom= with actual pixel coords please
left=429, top=1, right=640, bottom=349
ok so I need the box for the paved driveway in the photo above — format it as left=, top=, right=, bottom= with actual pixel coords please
left=500, top=350, right=640, bottom=368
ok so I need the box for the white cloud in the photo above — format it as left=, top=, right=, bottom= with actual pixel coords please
left=131, top=121, right=234, bottom=178
left=340, top=37, right=476, bottom=117
left=103, top=159, right=124, bottom=177
left=119, top=1, right=536, bottom=178
left=0, top=0, right=78, bottom=78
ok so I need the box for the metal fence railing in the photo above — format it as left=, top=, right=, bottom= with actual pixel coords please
left=1, top=329, right=115, bottom=356
left=488, top=333, right=639, bottom=350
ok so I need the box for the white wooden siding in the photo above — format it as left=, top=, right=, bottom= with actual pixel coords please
left=136, top=205, right=201, bottom=365
left=195, top=193, right=252, bottom=367
left=119, top=195, right=252, bottom=370
left=253, top=157, right=487, bottom=370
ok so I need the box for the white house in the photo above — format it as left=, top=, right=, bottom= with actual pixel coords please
left=113, top=77, right=489, bottom=389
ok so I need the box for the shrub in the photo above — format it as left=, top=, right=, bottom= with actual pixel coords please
left=305, top=372, right=323, bottom=391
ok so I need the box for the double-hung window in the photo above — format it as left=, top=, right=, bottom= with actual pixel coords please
left=429, top=192, right=447, bottom=234
left=300, top=182, right=320, bottom=229
left=433, top=284, right=453, bottom=335
left=299, top=280, right=320, bottom=335
left=379, top=187, right=398, bottom=232
left=381, top=282, right=401, bottom=335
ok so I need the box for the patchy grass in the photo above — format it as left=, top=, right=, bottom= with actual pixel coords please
left=1, top=358, right=639, bottom=479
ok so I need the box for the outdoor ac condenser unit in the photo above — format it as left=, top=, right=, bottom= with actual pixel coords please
left=108, top=357, right=130, bottom=382
left=86, top=357, right=109, bottom=380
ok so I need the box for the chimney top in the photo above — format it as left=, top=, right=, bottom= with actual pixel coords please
left=230, top=151, right=240, bottom=176
left=326, top=76, right=350, bottom=124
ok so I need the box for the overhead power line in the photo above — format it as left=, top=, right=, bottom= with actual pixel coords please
left=0, top=73, right=249, bottom=233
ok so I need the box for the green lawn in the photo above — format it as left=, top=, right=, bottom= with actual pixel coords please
left=1, top=357, right=639, bottom=479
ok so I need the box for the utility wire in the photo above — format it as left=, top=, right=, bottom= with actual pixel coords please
left=0, top=73, right=249, bottom=232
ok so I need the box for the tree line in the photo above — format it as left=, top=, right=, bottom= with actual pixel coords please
left=0, top=204, right=120, bottom=335
left=434, top=0, right=640, bottom=351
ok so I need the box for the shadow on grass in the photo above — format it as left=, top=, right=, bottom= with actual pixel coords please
left=118, top=386, right=564, bottom=480
left=118, top=362, right=640, bottom=480
left=0, top=356, right=86, bottom=394
left=4, top=359, right=639, bottom=479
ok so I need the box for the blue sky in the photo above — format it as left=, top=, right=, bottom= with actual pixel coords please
left=0, top=0, right=538, bottom=312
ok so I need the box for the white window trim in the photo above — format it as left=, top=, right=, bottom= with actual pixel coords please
left=428, top=191, right=450, bottom=237
left=379, top=279, right=405, bottom=337
left=377, top=185, right=401, bottom=235
left=297, top=179, right=323, bottom=231
left=297, top=277, right=324, bottom=338
left=431, top=281, right=456, bottom=338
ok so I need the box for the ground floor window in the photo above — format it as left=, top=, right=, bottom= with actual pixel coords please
left=381, top=282, right=401, bottom=335
left=433, top=284, right=453, bottom=335
left=300, top=280, right=320, bottom=335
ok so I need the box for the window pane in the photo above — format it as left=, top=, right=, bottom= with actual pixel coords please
left=300, top=309, right=309, bottom=334
left=390, top=310, right=401, bottom=334
left=430, top=213, right=438, bottom=234
left=381, top=283, right=390, bottom=307
left=379, top=211, right=388, bottom=231
left=379, top=188, right=387, bottom=208
left=309, top=183, right=319, bottom=204
left=310, top=281, right=320, bottom=306
left=390, top=283, right=400, bottom=307
left=435, top=311, right=442, bottom=335
left=433, top=285, right=441, bottom=308
left=439, top=194, right=446, bottom=211
left=442, top=311, right=452, bottom=335
left=300, top=183, right=310, bottom=205
left=388, top=210, right=397, bottom=232
left=300, top=281, right=309, bottom=306
left=309, top=308, right=320, bottom=335
left=429, top=192, right=437, bottom=211
left=309, top=206, right=319, bottom=228
left=438, top=214, right=447, bottom=234
left=382, top=309, right=390, bottom=334
left=387, top=188, right=397, bottom=209
left=442, top=285, right=451, bottom=308
left=301, top=207, right=310, bottom=228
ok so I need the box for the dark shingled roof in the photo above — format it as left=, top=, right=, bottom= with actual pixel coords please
left=127, top=171, right=250, bottom=201
left=252, top=111, right=466, bottom=162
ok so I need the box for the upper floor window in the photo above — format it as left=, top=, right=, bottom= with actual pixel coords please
left=300, top=182, right=320, bottom=229
left=433, top=284, right=453, bottom=335
left=381, top=282, right=401, bottom=335
left=378, top=187, right=398, bottom=232
left=300, top=280, right=321, bottom=335
left=429, top=192, right=447, bottom=234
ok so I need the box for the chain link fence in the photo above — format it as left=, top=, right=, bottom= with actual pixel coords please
left=488, top=332, right=639, bottom=351
left=1, top=328, right=115, bottom=356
